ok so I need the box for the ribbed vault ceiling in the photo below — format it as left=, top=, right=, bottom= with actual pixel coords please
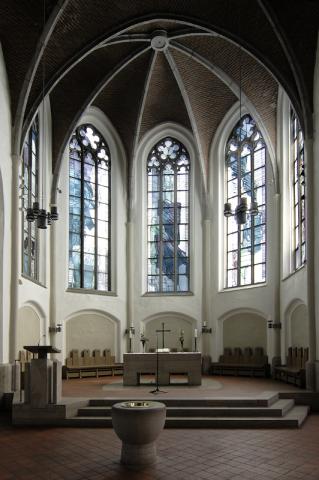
left=0, top=1, right=318, bottom=187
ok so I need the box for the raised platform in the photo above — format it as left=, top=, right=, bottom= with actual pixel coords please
left=12, top=391, right=311, bottom=429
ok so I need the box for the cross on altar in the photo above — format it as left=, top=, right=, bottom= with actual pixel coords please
left=156, top=322, right=171, bottom=349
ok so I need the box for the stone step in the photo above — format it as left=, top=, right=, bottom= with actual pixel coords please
left=88, top=392, right=279, bottom=408
left=69, top=405, right=309, bottom=428
left=164, top=406, right=310, bottom=428
left=78, top=399, right=294, bottom=418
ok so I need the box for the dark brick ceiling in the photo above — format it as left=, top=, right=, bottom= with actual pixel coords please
left=0, top=0, right=318, bottom=177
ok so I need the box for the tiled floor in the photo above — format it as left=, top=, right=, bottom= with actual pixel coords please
left=2, top=377, right=316, bottom=479
left=1, top=413, right=319, bottom=479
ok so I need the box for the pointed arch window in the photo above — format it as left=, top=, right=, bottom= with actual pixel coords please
left=225, top=115, right=267, bottom=288
left=147, top=137, right=190, bottom=293
left=22, top=115, right=39, bottom=280
left=68, top=124, right=111, bottom=291
left=291, top=109, right=306, bottom=269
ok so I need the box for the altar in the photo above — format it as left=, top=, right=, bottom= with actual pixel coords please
left=123, top=352, right=202, bottom=386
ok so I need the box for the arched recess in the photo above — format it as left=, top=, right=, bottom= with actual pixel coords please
left=218, top=308, right=268, bottom=357
left=141, top=312, right=197, bottom=352
left=284, top=300, right=309, bottom=351
left=17, top=303, right=46, bottom=353
left=64, top=309, right=121, bottom=362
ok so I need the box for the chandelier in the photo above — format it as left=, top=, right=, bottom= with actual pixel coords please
left=26, top=0, right=59, bottom=230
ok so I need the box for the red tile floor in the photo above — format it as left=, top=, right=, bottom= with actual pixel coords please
left=1, top=376, right=318, bottom=480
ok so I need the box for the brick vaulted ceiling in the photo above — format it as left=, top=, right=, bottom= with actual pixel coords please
left=1, top=1, right=318, bottom=183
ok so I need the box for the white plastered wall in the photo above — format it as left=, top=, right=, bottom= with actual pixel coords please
left=17, top=98, right=52, bottom=353
left=0, top=44, right=12, bottom=362
left=53, top=107, right=127, bottom=362
left=277, top=87, right=308, bottom=363
left=209, top=102, right=278, bottom=361
left=130, top=123, right=203, bottom=353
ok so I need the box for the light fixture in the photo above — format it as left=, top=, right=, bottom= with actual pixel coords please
left=26, top=0, right=58, bottom=230
left=201, top=321, right=212, bottom=334
left=49, top=323, right=62, bottom=333
left=224, top=198, right=259, bottom=225
left=223, top=45, right=258, bottom=226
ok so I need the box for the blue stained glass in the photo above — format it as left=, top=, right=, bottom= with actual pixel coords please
left=83, top=271, right=94, bottom=289
left=84, top=181, right=95, bottom=199
left=70, top=159, right=81, bottom=179
left=69, top=214, right=81, bottom=233
left=163, top=175, right=174, bottom=191
left=163, top=191, right=174, bottom=203
left=84, top=199, right=95, bottom=218
left=177, top=275, right=188, bottom=291
left=69, top=251, right=80, bottom=269
left=69, top=233, right=81, bottom=250
left=69, top=196, right=81, bottom=215
left=84, top=163, right=95, bottom=182
left=69, top=178, right=81, bottom=196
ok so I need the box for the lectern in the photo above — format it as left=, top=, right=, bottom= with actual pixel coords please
left=23, top=345, right=62, bottom=407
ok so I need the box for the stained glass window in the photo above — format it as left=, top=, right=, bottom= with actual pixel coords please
left=147, top=137, right=190, bottom=293
left=22, top=116, right=39, bottom=279
left=68, top=124, right=111, bottom=291
left=225, top=115, right=266, bottom=288
left=291, top=110, right=306, bottom=269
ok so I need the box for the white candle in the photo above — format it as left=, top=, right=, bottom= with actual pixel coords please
left=203, top=321, right=207, bottom=328
left=194, top=328, right=198, bottom=338
left=129, top=330, right=133, bottom=339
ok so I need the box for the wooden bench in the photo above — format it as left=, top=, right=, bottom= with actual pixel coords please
left=274, top=347, right=308, bottom=388
left=64, top=349, right=123, bottom=379
left=211, top=347, right=270, bottom=377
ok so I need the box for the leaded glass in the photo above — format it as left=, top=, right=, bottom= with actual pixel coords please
left=225, top=114, right=267, bottom=287
left=291, top=110, right=306, bottom=269
left=147, top=137, right=190, bottom=293
left=68, top=124, right=111, bottom=291
left=22, top=115, right=39, bottom=280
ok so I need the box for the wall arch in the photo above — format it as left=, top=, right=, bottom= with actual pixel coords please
left=217, top=308, right=268, bottom=356
left=284, top=299, right=309, bottom=350
left=17, top=303, right=45, bottom=352
left=141, top=311, right=197, bottom=352
left=64, top=309, right=121, bottom=361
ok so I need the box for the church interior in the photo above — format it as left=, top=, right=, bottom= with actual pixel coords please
left=0, top=1, right=319, bottom=478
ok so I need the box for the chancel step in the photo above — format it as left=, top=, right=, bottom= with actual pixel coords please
left=69, top=395, right=309, bottom=428
left=77, top=399, right=294, bottom=418
left=88, top=391, right=280, bottom=408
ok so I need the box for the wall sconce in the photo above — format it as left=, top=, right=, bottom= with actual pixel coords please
left=267, top=320, right=281, bottom=329
left=224, top=197, right=258, bottom=225
left=49, top=323, right=62, bottom=333
left=202, top=321, right=212, bottom=334
left=125, top=326, right=135, bottom=336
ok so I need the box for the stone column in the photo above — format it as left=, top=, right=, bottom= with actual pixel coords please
left=305, top=136, right=316, bottom=390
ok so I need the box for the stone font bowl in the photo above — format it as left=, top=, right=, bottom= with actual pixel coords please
left=112, top=400, right=166, bottom=465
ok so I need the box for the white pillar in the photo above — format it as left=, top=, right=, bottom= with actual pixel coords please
left=9, top=154, right=20, bottom=362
